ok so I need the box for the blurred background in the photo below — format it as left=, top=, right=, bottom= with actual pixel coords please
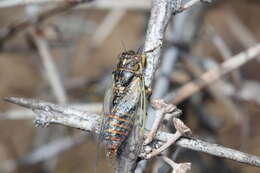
left=0, top=0, right=260, bottom=172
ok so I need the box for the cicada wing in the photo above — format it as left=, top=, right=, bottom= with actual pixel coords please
left=103, top=85, right=114, bottom=117
left=101, top=79, right=115, bottom=140
left=136, top=76, right=147, bottom=135
left=95, top=78, right=115, bottom=170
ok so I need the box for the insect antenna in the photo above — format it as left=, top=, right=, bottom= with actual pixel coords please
left=137, top=44, right=144, bottom=54
left=120, top=40, right=127, bottom=52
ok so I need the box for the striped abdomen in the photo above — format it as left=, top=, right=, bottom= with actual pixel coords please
left=103, top=77, right=141, bottom=157
left=103, top=111, right=135, bottom=157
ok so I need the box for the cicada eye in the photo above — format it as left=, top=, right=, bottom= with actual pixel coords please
left=129, top=61, right=139, bottom=71
left=133, top=64, right=139, bottom=70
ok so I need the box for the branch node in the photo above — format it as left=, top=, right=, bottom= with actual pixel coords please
left=33, top=109, right=52, bottom=127
left=173, top=118, right=192, bottom=137
left=151, top=99, right=177, bottom=113
left=144, top=99, right=178, bottom=145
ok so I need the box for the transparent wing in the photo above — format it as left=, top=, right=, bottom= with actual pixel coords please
left=103, top=84, right=114, bottom=116
left=136, top=76, right=147, bottom=133
left=101, top=77, right=115, bottom=138
left=95, top=77, right=115, bottom=168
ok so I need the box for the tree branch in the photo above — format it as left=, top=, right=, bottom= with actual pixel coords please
left=4, top=97, right=260, bottom=168
left=0, top=103, right=102, bottom=120
left=143, top=0, right=180, bottom=89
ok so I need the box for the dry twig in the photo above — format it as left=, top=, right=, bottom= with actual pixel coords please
left=144, top=99, right=178, bottom=145
left=4, top=97, right=260, bottom=168
left=161, top=156, right=191, bottom=173
left=208, top=26, right=242, bottom=86
left=145, top=118, right=191, bottom=159
left=225, top=10, right=260, bottom=62
left=31, top=29, right=68, bottom=104
left=166, top=43, right=260, bottom=104
left=183, top=57, right=244, bottom=122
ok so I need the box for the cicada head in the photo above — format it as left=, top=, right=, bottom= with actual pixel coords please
left=117, top=50, right=144, bottom=73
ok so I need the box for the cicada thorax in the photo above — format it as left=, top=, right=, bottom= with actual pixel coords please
left=111, top=51, right=144, bottom=105
left=102, top=50, right=146, bottom=158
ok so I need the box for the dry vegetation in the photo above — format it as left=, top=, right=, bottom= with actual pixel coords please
left=0, top=0, right=260, bottom=173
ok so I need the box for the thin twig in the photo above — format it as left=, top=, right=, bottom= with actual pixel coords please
left=144, top=99, right=177, bottom=145
left=165, top=43, right=260, bottom=104
left=4, top=97, right=260, bottom=168
left=225, top=10, right=260, bottom=62
left=182, top=57, right=243, bottom=122
left=91, top=9, right=126, bottom=48
left=161, top=156, right=191, bottom=173
left=207, top=25, right=242, bottom=86
left=31, top=30, right=68, bottom=104
left=145, top=118, right=191, bottom=159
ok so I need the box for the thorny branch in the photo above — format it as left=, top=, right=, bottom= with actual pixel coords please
left=4, top=97, right=260, bottom=168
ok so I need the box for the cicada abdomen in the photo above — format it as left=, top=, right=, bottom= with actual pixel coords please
left=101, top=50, right=147, bottom=158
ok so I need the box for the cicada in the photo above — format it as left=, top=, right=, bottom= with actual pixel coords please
left=100, top=49, right=151, bottom=158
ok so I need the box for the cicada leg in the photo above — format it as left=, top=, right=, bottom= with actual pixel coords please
left=143, top=44, right=162, bottom=54
left=139, top=75, right=148, bottom=134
